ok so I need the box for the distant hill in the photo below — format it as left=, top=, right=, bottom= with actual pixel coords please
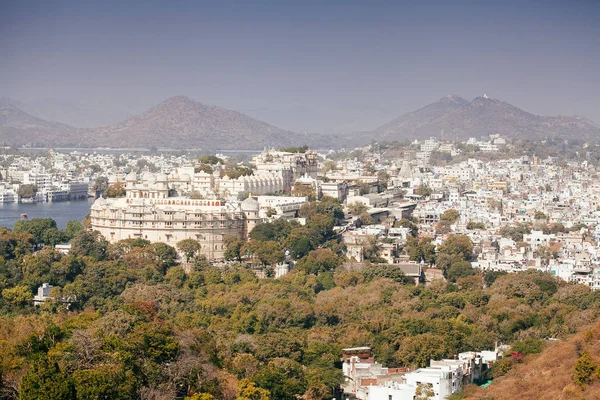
left=0, top=96, right=336, bottom=150
left=0, top=100, right=81, bottom=147
left=5, top=97, right=132, bottom=128
left=361, top=95, right=600, bottom=143
left=83, top=96, right=306, bottom=150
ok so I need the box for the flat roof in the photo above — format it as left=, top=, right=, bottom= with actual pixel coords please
left=342, top=347, right=372, bottom=352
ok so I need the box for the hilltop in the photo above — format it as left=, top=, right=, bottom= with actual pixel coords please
left=0, top=96, right=335, bottom=150
left=83, top=96, right=307, bottom=150
left=362, top=95, right=600, bottom=143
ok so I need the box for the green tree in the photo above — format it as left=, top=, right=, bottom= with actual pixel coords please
left=18, top=184, right=38, bottom=199
left=177, top=239, right=202, bottom=263
left=70, top=230, right=109, bottom=260
left=394, top=218, right=418, bottom=236
left=253, top=241, right=285, bottom=266
left=20, top=357, right=76, bottom=400
left=237, top=379, right=271, bottom=400
left=437, top=235, right=474, bottom=261
left=65, top=220, right=84, bottom=239
left=14, top=218, right=57, bottom=247
left=252, top=359, right=306, bottom=400
left=573, top=352, right=598, bottom=388
left=279, top=145, right=308, bottom=153
left=72, top=365, right=137, bottom=400
left=198, top=154, right=224, bottom=165
left=405, top=236, right=436, bottom=264
left=445, top=260, right=475, bottom=283
left=295, top=249, right=343, bottom=275
left=2, top=285, right=32, bottom=308
left=224, top=235, right=245, bottom=261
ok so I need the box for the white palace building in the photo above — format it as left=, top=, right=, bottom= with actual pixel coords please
left=90, top=173, right=261, bottom=259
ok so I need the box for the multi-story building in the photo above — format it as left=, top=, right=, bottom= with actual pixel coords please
left=252, top=148, right=319, bottom=190
left=90, top=173, right=262, bottom=259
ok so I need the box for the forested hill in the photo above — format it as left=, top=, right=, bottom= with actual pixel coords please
left=2, top=210, right=600, bottom=399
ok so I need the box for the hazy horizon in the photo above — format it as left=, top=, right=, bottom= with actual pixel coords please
left=2, top=0, right=599, bottom=133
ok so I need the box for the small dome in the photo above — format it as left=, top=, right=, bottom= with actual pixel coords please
left=126, top=172, right=137, bottom=181
left=91, top=197, right=107, bottom=210
left=143, top=172, right=156, bottom=183
left=241, top=196, right=259, bottom=211
left=180, top=173, right=191, bottom=181
left=156, top=173, right=168, bottom=182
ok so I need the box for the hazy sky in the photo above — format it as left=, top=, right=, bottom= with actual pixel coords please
left=1, top=0, right=599, bottom=132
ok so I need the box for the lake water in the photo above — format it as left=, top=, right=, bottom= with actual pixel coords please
left=0, top=199, right=94, bottom=229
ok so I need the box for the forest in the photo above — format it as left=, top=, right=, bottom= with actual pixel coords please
left=1, top=202, right=600, bottom=399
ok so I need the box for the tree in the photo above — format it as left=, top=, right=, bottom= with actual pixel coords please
left=437, top=235, right=474, bottom=261
left=93, top=176, right=109, bottom=192
left=440, top=209, right=460, bottom=224
left=316, top=197, right=345, bottom=221
left=237, top=379, right=271, bottom=400
left=104, top=182, right=126, bottom=198
left=395, top=334, right=451, bottom=368
left=250, top=220, right=295, bottom=242
left=377, top=171, right=390, bottom=190
left=295, top=249, right=343, bottom=275
left=71, top=365, right=137, bottom=400
left=70, top=230, right=109, bottom=260
left=467, top=221, right=486, bottom=230
left=17, top=184, right=38, bottom=198
left=292, top=183, right=316, bottom=201
left=404, top=236, right=436, bottom=264
left=445, top=260, right=475, bottom=283
left=358, top=211, right=374, bottom=226
left=224, top=235, right=245, bottom=261
left=499, top=223, right=531, bottom=242
left=198, top=154, right=223, bottom=165
left=573, top=352, right=598, bottom=388
left=195, top=164, right=214, bottom=174
left=279, top=145, right=308, bottom=153
left=252, top=359, right=306, bottom=400
left=2, top=285, right=32, bottom=308
left=41, top=227, right=69, bottom=247
left=348, top=202, right=368, bottom=215
left=253, top=241, right=285, bottom=266
left=65, top=220, right=84, bottom=239
left=19, top=357, right=76, bottom=400
left=414, top=185, right=432, bottom=197
left=394, top=218, right=418, bottom=237
left=177, top=239, right=202, bottom=263
left=13, top=218, right=58, bottom=247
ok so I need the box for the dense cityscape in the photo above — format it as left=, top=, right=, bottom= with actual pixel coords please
left=3, top=0, right=600, bottom=399
left=1, top=136, right=600, bottom=399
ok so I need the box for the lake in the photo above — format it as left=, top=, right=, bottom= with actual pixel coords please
left=0, top=199, right=94, bottom=229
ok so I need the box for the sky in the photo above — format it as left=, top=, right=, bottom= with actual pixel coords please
left=1, top=0, right=599, bottom=132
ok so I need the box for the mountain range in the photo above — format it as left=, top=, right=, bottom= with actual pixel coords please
left=1, top=95, right=599, bottom=150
